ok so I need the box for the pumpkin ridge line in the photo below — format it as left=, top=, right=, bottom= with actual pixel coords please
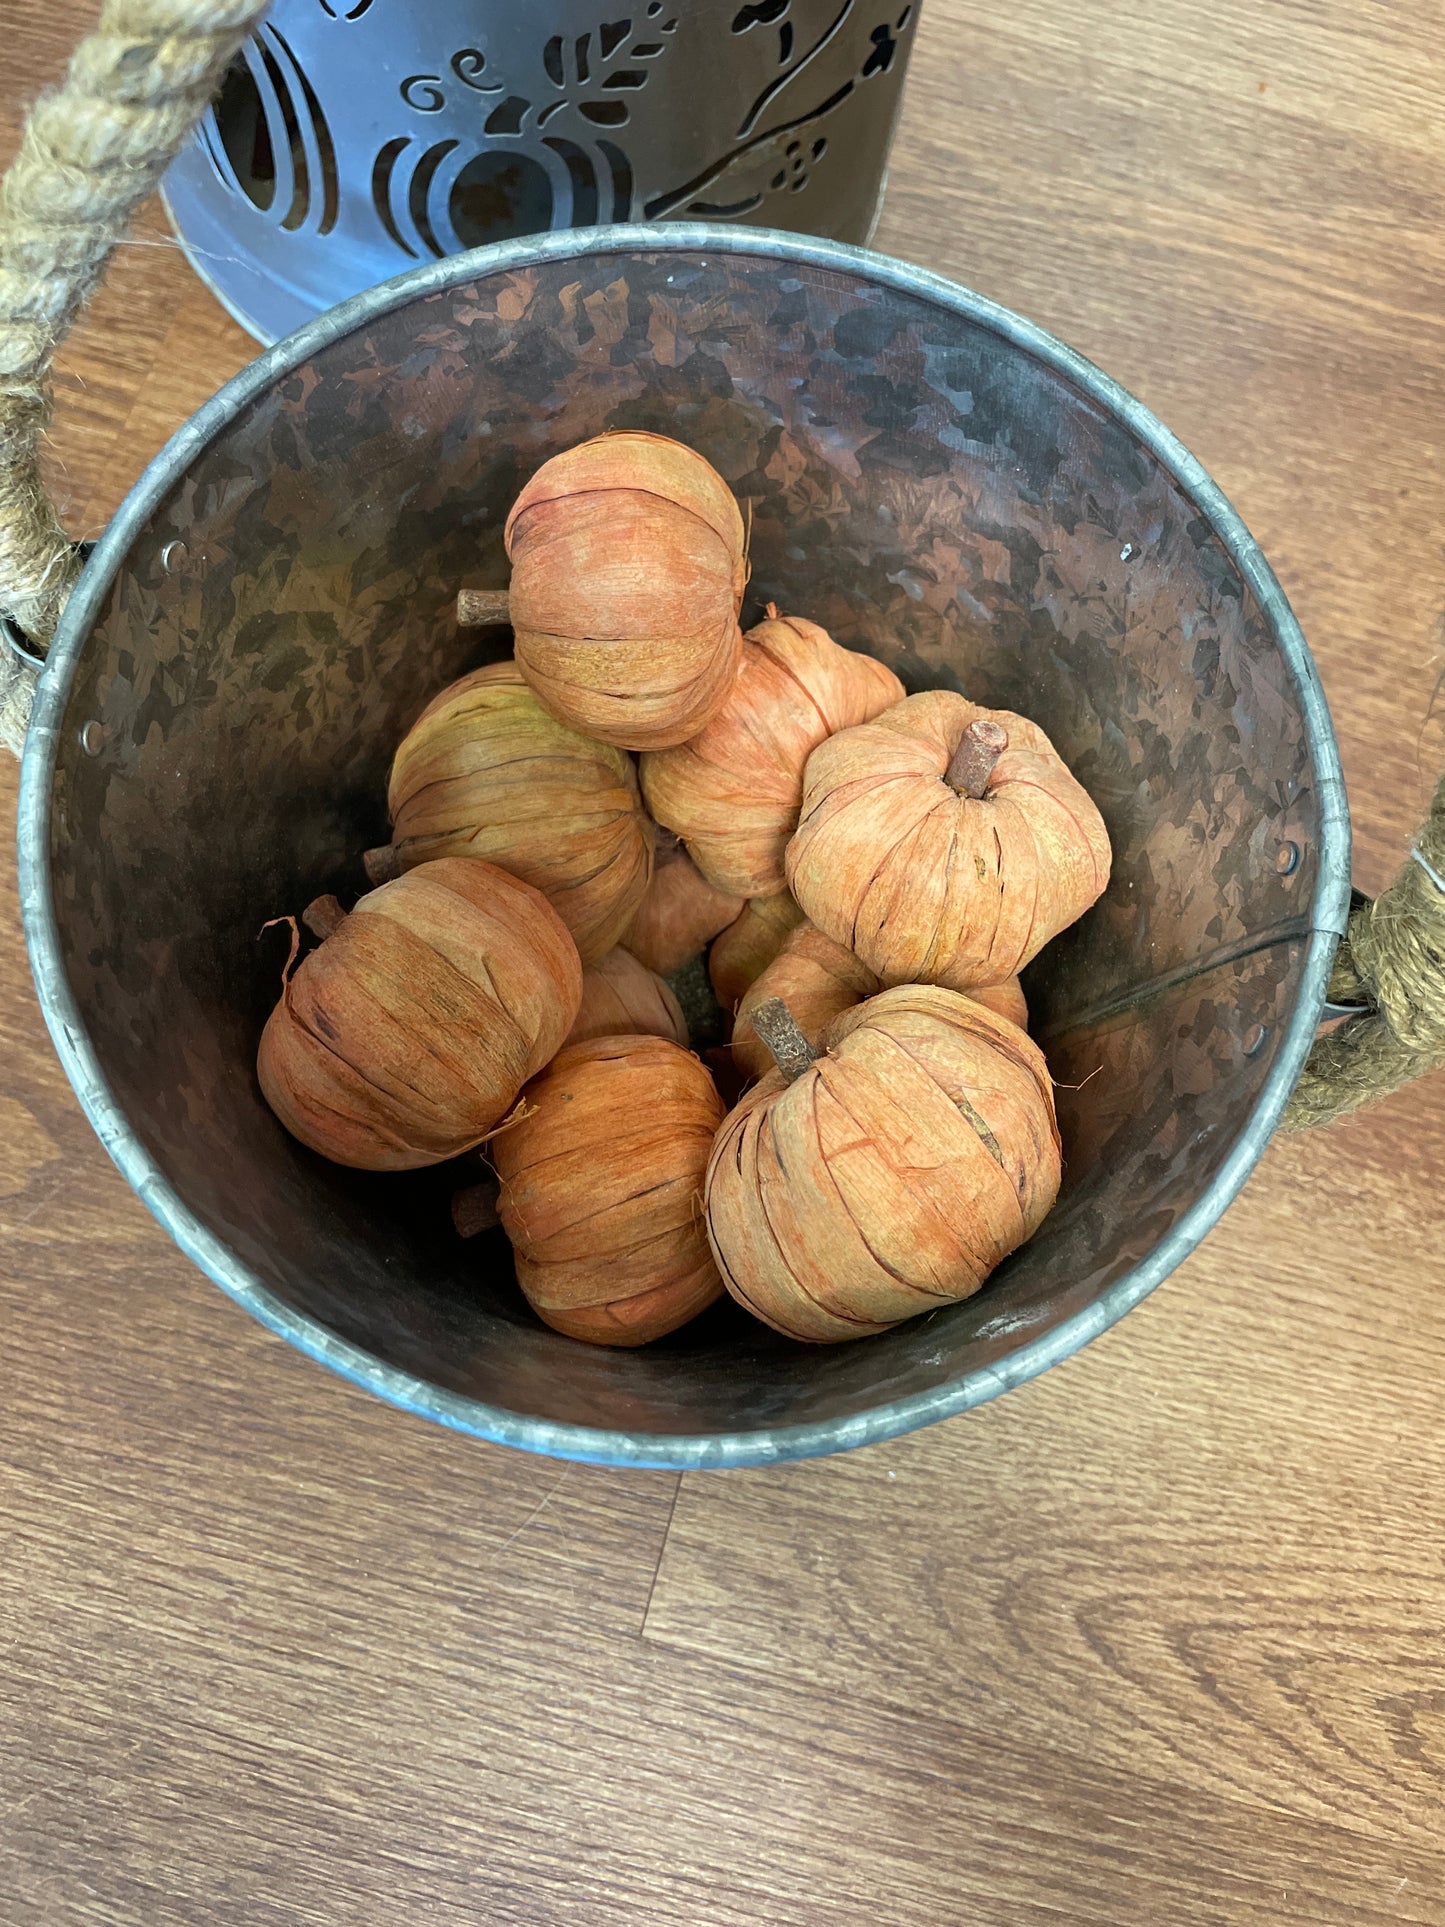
left=511, top=480, right=742, bottom=558
left=499, top=1122, right=716, bottom=1183
left=847, top=796, right=950, bottom=958
left=988, top=815, right=1035, bottom=978
left=400, top=820, right=642, bottom=874
left=808, top=1061, right=966, bottom=1301
left=919, top=809, right=963, bottom=982
left=266, top=1070, right=425, bottom=1158
left=758, top=636, right=838, bottom=741
left=532, top=845, right=642, bottom=896
left=1000, top=769, right=1110, bottom=889
left=944, top=1025, right=1060, bottom=1164
left=397, top=745, right=632, bottom=778
left=705, top=1204, right=778, bottom=1330
left=354, top=895, right=521, bottom=1026
left=817, top=1039, right=1017, bottom=1272
left=514, top=1211, right=711, bottom=1270
left=518, top=637, right=738, bottom=701
left=757, top=1091, right=859, bottom=1322
left=395, top=788, right=639, bottom=834
left=752, top=1103, right=852, bottom=1327
left=799, top=765, right=919, bottom=826
left=293, top=944, right=520, bottom=1121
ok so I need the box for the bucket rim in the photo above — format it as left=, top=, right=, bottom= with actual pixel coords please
left=17, top=222, right=1352, bottom=1469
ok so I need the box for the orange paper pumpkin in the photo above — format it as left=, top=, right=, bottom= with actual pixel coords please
left=968, top=974, right=1029, bottom=1030
left=621, top=831, right=744, bottom=977
left=371, top=661, right=652, bottom=963
left=730, top=920, right=1030, bottom=1080
left=567, top=947, right=689, bottom=1047
left=706, top=984, right=1060, bottom=1343
left=786, top=690, right=1111, bottom=990
left=730, top=920, right=878, bottom=1082
left=640, top=610, right=903, bottom=895
left=707, top=890, right=806, bottom=1016
left=258, top=859, right=582, bottom=1170
left=493, top=1035, right=726, bottom=1345
left=505, top=432, right=747, bottom=751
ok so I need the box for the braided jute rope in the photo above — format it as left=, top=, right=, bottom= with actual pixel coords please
left=0, top=0, right=269, bottom=755
left=1283, top=771, right=1445, bottom=1128
left=0, top=1, right=1441, bottom=1129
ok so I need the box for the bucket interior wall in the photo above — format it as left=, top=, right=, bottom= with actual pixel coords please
left=40, top=248, right=1327, bottom=1445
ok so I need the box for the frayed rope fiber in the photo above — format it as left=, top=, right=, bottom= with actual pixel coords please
left=0, top=0, right=270, bottom=754
left=1284, top=769, right=1445, bottom=1128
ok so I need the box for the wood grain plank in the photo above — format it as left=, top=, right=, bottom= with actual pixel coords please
left=644, top=1098, right=1445, bottom=1851
left=3, top=1509, right=1442, bottom=1925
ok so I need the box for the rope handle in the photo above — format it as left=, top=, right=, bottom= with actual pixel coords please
left=1281, top=781, right=1445, bottom=1127
left=0, top=0, right=270, bottom=755
left=0, top=0, right=1439, bottom=1127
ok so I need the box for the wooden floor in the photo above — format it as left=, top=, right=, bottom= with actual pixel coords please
left=5, top=3, right=1445, bottom=1920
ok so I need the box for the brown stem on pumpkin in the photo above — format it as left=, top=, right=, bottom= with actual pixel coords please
left=750, top=996, right=818, bottom=1084
left=945, top=718, right=1009, bottom=799
left=302, top=894, right=347, bottom=941
left=362, top=844, right=402, bottom=887
left=456, top=587, right=512, bottom=629
left=452, top=1175, right=501, bottom=1238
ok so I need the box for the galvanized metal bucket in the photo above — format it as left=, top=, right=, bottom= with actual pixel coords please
left=17, top=226, right=1350, bottom=1469
left=162, top=0, right=920, bottom=343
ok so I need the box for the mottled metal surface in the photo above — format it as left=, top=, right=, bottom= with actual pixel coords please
left=19, top=227, right=1349, bottom=1467
left=163, top=0, right=919, bottom=343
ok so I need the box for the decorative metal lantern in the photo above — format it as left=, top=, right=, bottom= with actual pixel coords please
left=162, top=0, right=921, bottom=342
